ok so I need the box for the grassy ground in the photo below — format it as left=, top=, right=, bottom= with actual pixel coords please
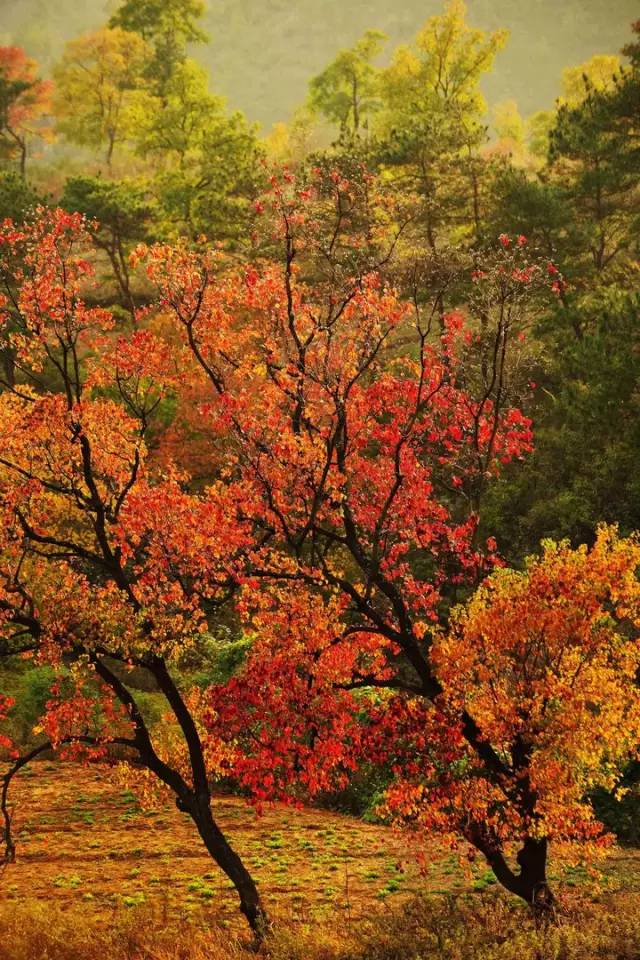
left=3, top=761, right=432, bottom=926
left=1, top=762, right=640, bottom=958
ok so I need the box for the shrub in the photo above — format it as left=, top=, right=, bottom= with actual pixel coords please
left=592, top=762, right=640, bottom=847
left=8, top=665, right=55, bottom=746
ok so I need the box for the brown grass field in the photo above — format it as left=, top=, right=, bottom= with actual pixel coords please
left=1, top=762, right=640, bottom=959
left=2, top=761, right=432, bottom=926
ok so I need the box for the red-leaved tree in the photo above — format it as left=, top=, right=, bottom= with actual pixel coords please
left=135, top=173, right=581, bottom=912
left=0, top=208, right=267, bottom=932
left=0, top=47, right=52, bottom=176
left=0, top=172, right=580, bottom=927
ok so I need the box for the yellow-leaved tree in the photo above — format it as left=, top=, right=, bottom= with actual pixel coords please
left=52, top=27, right=154, bottom=170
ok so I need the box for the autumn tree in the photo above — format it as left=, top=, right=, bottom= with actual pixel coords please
left=136, top=59, right=261, bottom=242
left=207, top=530, right=640, bottom=913
left=374, top=0, right=507, bottom=249
left=263, top=107, right=321, bottom=166
left=0, top=696, right=13, bottom=759
left=303, top=0, right=507, bottom=252
left=0, top=181, right=46, bottom=389
left=0, top=164, right=615, bottom=926
left=0, top=47, right=51, bottom=177
left=308, top=30, right=386, bottom=141
left=133, top=174, right=571, bottom=912
left=110, top=0, right=208, bottom=102
left=149, top=198, right=634, bottom=907
left=560, top=53, right=621, bottom=107
left=52, top=28, right=153, bottom=170
left=0, top=209, right=266, bottom=933
left=388, top=528, right=640, bottom=910
left=490, top=100, right=526, bottom=164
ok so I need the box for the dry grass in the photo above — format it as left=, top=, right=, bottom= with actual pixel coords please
left=1, top=893, right=640, bottom=960
left=2, top=761, right=434, bottom=927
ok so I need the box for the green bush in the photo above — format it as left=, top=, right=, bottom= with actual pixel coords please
left=592, top=762, right=640, bottom=847
left=191, top=634, right=254, bottom=688
left=317, top=763, right=392, bottom=821
left=7, top=665, right=56, bottom=746
left=0, top=171, right=42, bottom=223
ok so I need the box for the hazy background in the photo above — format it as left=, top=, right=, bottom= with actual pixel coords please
left=0, top=0, right=636, bottom=127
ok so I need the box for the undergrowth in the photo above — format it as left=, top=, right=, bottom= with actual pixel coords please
left=0, top=891, right=639, bottom=960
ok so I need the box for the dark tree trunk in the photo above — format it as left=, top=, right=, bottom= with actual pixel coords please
left=1, top=346, right=16, bottom=388
left=467, top=824, right=555, bottom=918
left=189, top=796, right=267, bottom=935
left=103, top=240, right=137, bottom=323
left=106, top=133, right=115, bottom=171
left=149, top=657, right=268, bottom=936
left=492, top=837, right=554, bottom=916
left=91, top=654, right=268, bottom=938
left=515, top=837, right=555, bottom=918
left=19, top=140, right=26, bottom=179
left=352, top=74, right=360, bottom=134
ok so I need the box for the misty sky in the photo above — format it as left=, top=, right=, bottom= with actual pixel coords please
left=1, top=0, right=636, bottom=129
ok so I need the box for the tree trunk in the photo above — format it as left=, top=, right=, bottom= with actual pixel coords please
left=104, top=240, right=137, bottom=323
left=189, top=796, right=267, bottom=937
left=19, top=140, right=27, bottom=179
left=1, top=346, right=16, bottom=389
left=515, top=837, right=555, bottom=919
left=117, top=241, right=137, bottom=324
left=468, top=824, right=555, bottom=919
left=91, top=655, right=268, bottom=938
left=106, top=133, right=115, bottom=171
left=352, top=74, right=360, bottom=135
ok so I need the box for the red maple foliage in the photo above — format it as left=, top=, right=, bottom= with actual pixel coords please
left=0, top=47, right=52, bottom=175
left=2, top=179, right=633, bottom=925
left=137, top=173, right=587, bottom=911
left=0, top=695, right=14, bottom=755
